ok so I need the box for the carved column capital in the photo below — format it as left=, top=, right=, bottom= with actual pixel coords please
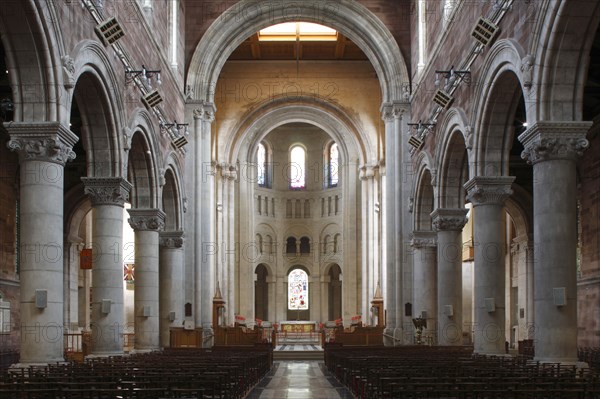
left=359, top=164, right=378, bottom=180
left=410, top=231, right=438, bottom=248
left=5, top=122, right=78, bottom=165
left=159, top=231, right=184, bottom=248
left=381, top=102, right=409, bottom=122
left=81, top=177, right=132, bottom=207
left=430, top=208, right=468, bottom=232
left=193, top=101, right=217, bottom=122
left=518, top=121, right=592, bottom=164
left=464, top=176, right=515, bottom=206
left=127, top=208, right=166, bottom=232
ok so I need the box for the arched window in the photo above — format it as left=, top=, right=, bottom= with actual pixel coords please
left=334, top=234, right=341, bottom=253
left=417, top=0, right=427, bottom=72
left=289, top=146, right=306, bottom=189
left=0, top=292, right=10, bottom=333
left=442, top=0, right=458, bottom=27
left=300, top=237, right=311, bottom=254
left=288, top=269, right=309, bottom=310
left=257, top=142, right=268, bottom=187
left=286, top=237, right=297, bottom=254
left=327, top=142, right=339, bottom=187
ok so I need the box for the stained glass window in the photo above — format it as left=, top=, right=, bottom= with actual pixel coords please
left=257, top=143, right=266, bottom=186
left=288, top=269, right=309, bottom=310
left=290, top=146, right=306, bottom=189
left=328, top=143, right=339, bottom=187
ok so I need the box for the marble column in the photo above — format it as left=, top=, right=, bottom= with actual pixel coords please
left=128, top=208, right=165, bottom=351
left=411, top=231, right=438, bottom=343
left=431, top=208, right=468, bottom=346
left=519, top=121, right=590, bottom=363
left=159, top=231, right=184, bottom=348
left=192, top=103, right=216, bottom=339
left=465, top=176, right=514, bottom=355
left=6, top=122, right=77, bottom=364
left=82, top=177, right=132, bottom=355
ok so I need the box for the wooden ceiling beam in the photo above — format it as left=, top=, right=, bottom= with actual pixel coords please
left=335, top=34, right=347, bottom=59
left=250, top=33, right=261, bottom=59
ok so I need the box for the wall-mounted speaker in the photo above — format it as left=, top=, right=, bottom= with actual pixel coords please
left=421, top=311, right=428, bottom=319
left=101, top=299, right=111, bottom=315
left=553, top=287, right=567, bottom=307
left=485, top=297, right=496, bottom=313
left=35, top=289, right=47, bottom=309
left=142, top=306, right=152, bottom=317
left=168, top=311, right=176, bottom=322
left=444, top=305, right=454, bottom=317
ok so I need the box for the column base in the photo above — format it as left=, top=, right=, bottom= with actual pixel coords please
left=10, top=361, right=68, bottom=371
left=86, top=352, right=126, bottom=359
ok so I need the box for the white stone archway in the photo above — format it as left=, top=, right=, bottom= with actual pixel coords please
left=185, top=0, right=412, bottom=341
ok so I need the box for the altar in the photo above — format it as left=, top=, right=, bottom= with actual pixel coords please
left=279, top=320, right=317, bottom=333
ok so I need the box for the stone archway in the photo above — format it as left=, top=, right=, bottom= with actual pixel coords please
left=186, top=0, right=408, bottom=105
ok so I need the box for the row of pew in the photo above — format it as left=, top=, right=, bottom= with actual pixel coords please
left=324, top=344, right=600, bottom=398
left=579, top=348, right=600, bottom=371
left=0, top=346, right=272, bottom=398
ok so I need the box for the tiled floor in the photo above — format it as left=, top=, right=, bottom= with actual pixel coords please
left=246, top=361, right=353, bottom=399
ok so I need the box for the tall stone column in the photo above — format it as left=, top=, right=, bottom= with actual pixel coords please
left=431, top=209, right=468, bottom=346
left=465, top=176, right=514, bottom=355
left=512, top=235, right=534, bottom=341
left=411, top=231, right=437, bottom=343
left=82, top=177, right=132, bottom=355
left=519, top=121, right=590, bottom=363
left=382, top=105, right=398, bottom=344
left=159, top=231, right=184, bottom=348
left=192, top=103, right=216, bottom=340
left=6, top=122, right=77, bottom=364
left=128, top=208, right=165, bottom=351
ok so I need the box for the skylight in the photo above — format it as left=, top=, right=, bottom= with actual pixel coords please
left=259, top=22, right=337, bottom=41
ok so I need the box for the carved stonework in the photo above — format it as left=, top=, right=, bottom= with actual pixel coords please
left=410, top=231, right=437, bottom=248
left=82, top=177, right=132, bottom=207
left=127, top=208, right=166, bottom=232
left=430, top=208, right=468, bottom=232
left=193, top=102, right=216, bottom=122
left=5, top=122, right=78, bottom=166
left=520, top=55, right=534, bottom=89
left=61, top=55, right=76, bottom=89
left=159, top=231, right=184, bottom=249
left=464, top=176, right=515, bottom=206
left=381, top=103, right=407, bottom=122
left=519, top=122, right=592, bottom=165
left=219, top=163, right=238, bottom=181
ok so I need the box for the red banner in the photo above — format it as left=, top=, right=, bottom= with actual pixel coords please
left=80, top=249, right=92, bottom=269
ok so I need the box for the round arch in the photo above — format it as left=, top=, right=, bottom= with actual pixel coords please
left=128, top=130, right=159, bottom=209
left=187, top=0, right=409, bottom=105
left=413, top=157, right=435, bottom=232
left=435, top=108, right=471, bottom=209
left=533, top=1, right=600, bottom=121
left=471, top=39, right=527, bottom=177
left=69, top=40, right=127, bottom=177
left=227, top=97, right=369, bottom=167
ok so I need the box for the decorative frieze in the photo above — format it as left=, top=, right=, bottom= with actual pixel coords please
left=127, top=208, right=166, bottom=232
left=464, top=176, right=515, bottom=206
left=6, top=122, right=78, bottom=165
left=518, top=122, right=592, bottom=164
left=159, top=231, right=184, bottom=249
left=81, top=177, right=132, bottom=207
left=430, top=208, right=468, bottom=232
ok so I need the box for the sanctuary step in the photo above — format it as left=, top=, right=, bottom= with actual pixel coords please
left=274, top=344, right=324, bottom=361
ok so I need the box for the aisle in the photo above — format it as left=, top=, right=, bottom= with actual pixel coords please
left=246, top=361, right=353, bottom=399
